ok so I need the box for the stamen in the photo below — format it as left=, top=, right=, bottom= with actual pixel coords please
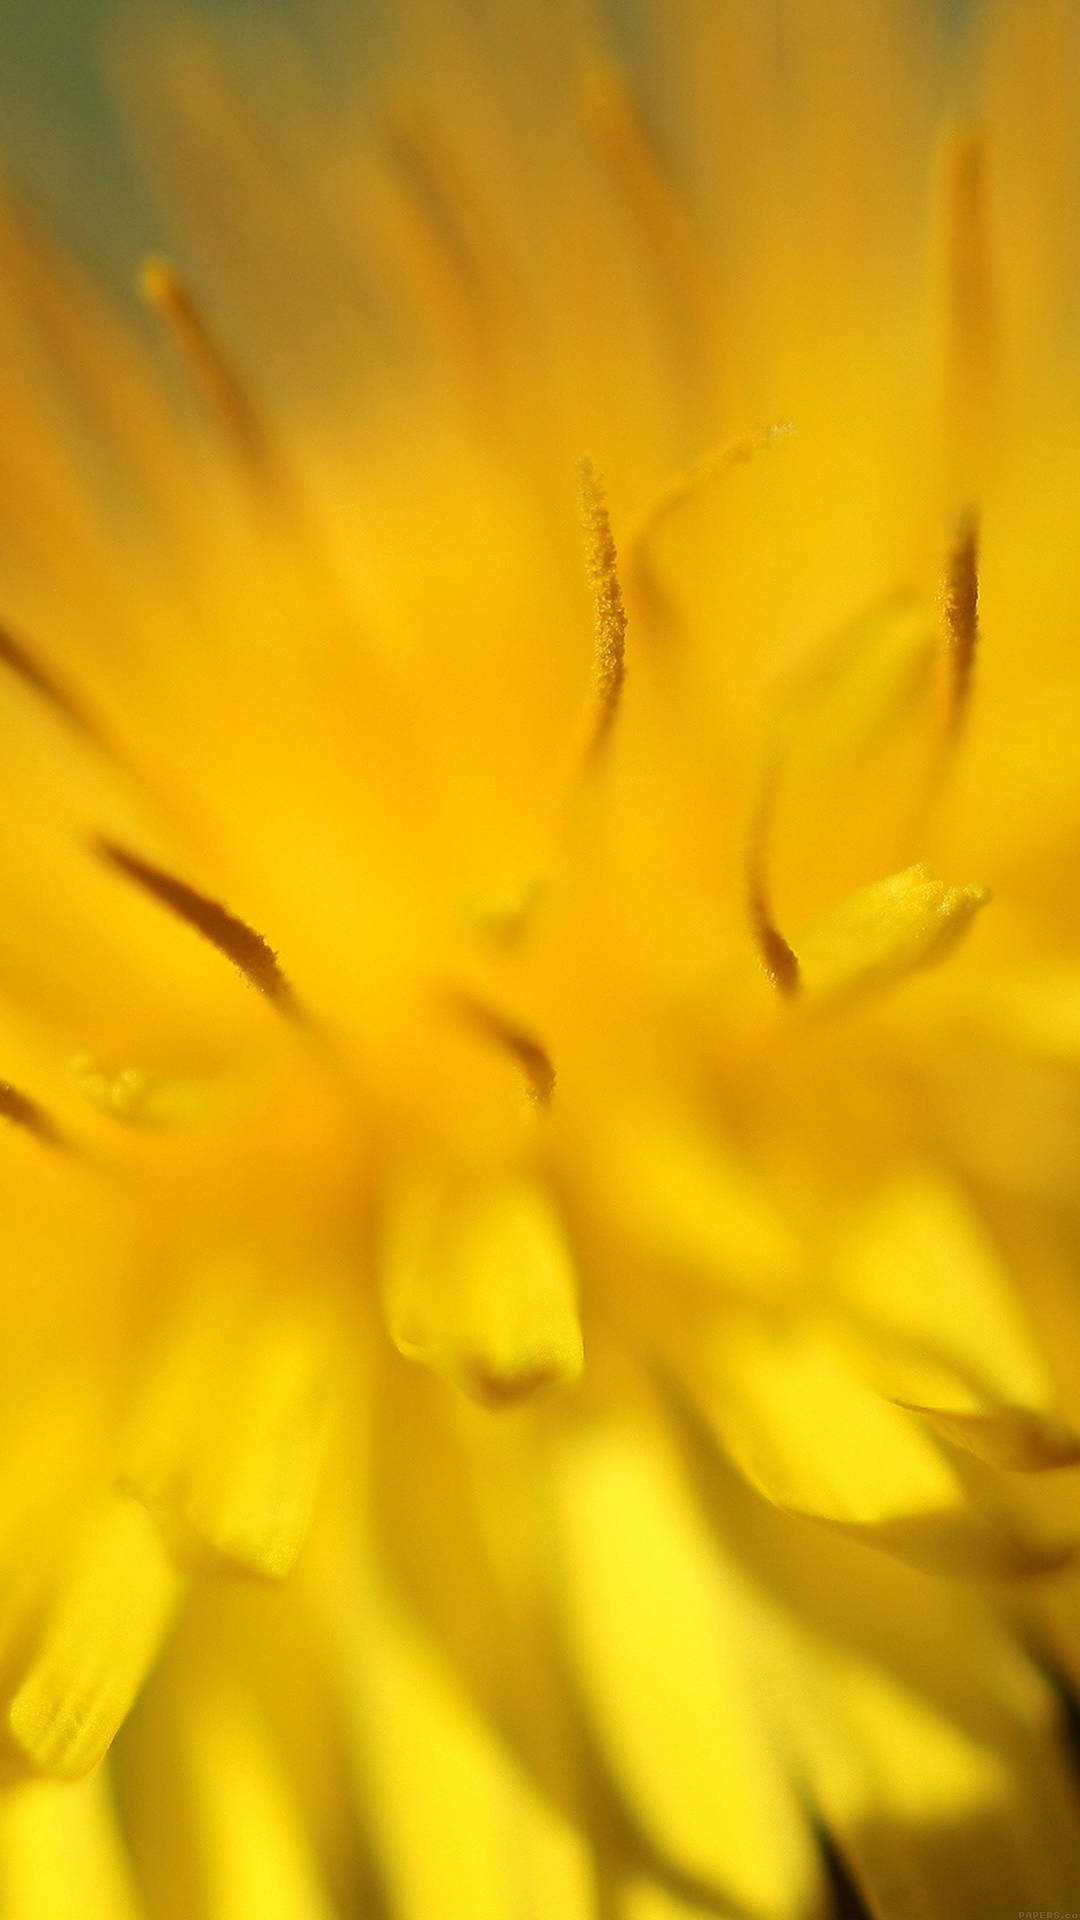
left=630, top=426, right=794, bottom=562
left=9, top=1494, right=180, bottom=1780
left=385, top=105, right=486, bottom=315
left=746, top=756, right=800, bottom=997
left=940, top=123, right=997, bottom=480
left=941, top=508, right=979, bottom=740
left=0, top=620, right=101, bottom=743
left=139, top=255, right=274, bottom=479
left=579, top=458, right=628, bottom=767
left=381, top=1174, right=583, bottom=1407
left=626, top=424, right=793, bottom=632
left=447, top=991, right=556, bottom=1106
left=581, top=56, right=716, bottom=404
left=93, top=838, right=301, bottom=1017
left=0, top=1080, right=66, bottom=1150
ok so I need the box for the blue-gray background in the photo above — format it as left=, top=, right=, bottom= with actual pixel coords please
left=0, top=0, right=340, bottom=268
left=0, top=0, right=971, bottom=274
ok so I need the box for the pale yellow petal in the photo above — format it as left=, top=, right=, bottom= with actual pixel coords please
left=126, top=1283, right=331, bottom=1579
left=797, top=864, right=987, bottom=1010
left=9, top=1495, right=182, bottom=1780
left=682, top=1318, right=1064, bottom=1573
left=585, top=1105, right=801, bottom=1299
left=177, top=1679, right=335, bottom=1920
left=322, top=1548, right=596, bottom=1920
left=619, top=1878, right=741, bottom=1920
left=552, top=1397, right=820, bottom=1917
left=383, top=1173, right=584, bottom=1406
left=832, top=1172, right=1080, bottom=1469
left=0, top=1771, right=140, bottom=1920
left=715, top=1463, right=1080, bottom=1917
left=779, top=1631, right=1080, bottom=1915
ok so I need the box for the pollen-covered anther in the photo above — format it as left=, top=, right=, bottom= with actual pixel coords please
left=578, top=458, right=628, bottom=767
left=796, top=863, right=989, bottom=1010
left=941, top=507, right=980, bottom=739
left=381, top=1175, right=584, bottom=1407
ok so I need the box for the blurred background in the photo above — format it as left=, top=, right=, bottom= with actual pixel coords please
left=0, top=0, right=341, bottom=271
left=0, top=0, right=971, bottom=277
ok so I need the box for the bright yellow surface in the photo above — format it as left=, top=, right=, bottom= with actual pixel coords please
left=2, top=1, right=1080, bottom=1915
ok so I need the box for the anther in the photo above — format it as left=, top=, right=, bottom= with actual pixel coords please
left=746, top=757, right=800, bottom=997
left=579, top=458, right=628, bottom=767
left=93, top=837, right=302, bottom=1018
left=941, top=508, right=979, bottom=740
left=139, top=255, right=274, bottom=480
left=627, top=424, right=794, bottom=632
left=446, top=991, right=556, bottom=1107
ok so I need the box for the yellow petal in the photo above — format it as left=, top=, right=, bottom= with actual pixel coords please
left=176, top=1678, right=336, bottom=1920
left=552, top=1394, right=821, bottom=1917
left=126, top=1284, right=332, bottom=1580
left=779, top=593, right=936, bottom=775
left=833, top=1172, right=1080, bottom=1469
left=70, top=1052, right=213, bottom=1127
left=0, top=1771, right=140, bottom=1920
left=322, top=1545, right=596, bottom=1920
left=681, top=1317, right=1066, bottom=1574
left=382, top=1174, right=584, bottom=1406
left=771, top=1613, right=1080, bottom=1915
left=714, top=1472, right=1080, bottom=1918
left=972, top=964, right=1080, bottom=1063
left=797, top=863, right=987, bottom=1009
left=619, top=1881, right=737, bottom=1920
left=9, top=1494, right=182, bottom=1780
left=586, top=1105, right=800, bottom=1299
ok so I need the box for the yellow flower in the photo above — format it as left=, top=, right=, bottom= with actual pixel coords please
left=4, top=0, right=1080, bottom=1914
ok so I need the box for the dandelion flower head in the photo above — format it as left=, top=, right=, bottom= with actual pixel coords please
left=2, top=1, right=1080, bottom=1916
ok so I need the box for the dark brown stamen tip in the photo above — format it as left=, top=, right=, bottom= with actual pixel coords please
left=748, top=901, right=800, bottom=997
left=745, top=752, right=800, bottom=997
left=447, top=991, right=556, bottom=1106
left=0, top=1081, right=67, bottom=1150
left=93, top=837, right=301, bottom=1017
